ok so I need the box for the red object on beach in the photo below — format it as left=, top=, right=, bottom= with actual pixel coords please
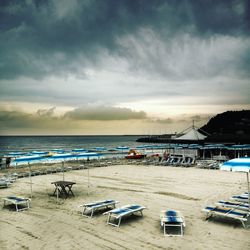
left=125, top=154, right=146, bottom=159
left=125, top=149, right=146, bottom=159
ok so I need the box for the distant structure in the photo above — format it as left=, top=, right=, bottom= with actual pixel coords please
left=137, top=110, right=250, bottom=144
left=174, top=121, right=208, bottom=141
left=136, top=121, right=209, bottom=144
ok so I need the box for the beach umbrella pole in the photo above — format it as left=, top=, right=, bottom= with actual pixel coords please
left=62, top=161, right=65, bottom=181
left=28, top=162, right=33, bottom=198
left=247, top=172, right=250, bottom=211
left=57, top=185, right=59, bottom=203
left=87, top=167, right=90, bottom=195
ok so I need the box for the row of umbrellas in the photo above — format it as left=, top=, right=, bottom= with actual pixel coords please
left=3, top=143, right=250, bottom=157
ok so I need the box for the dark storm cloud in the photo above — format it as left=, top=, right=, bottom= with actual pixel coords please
left=0, top=106, right=147, bottom=131
left=0, top=0, right=249, bottom=80
left=0, top=110, right=32, bottom=128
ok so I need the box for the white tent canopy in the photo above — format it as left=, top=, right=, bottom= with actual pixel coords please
left=175, top=127, right=207, bottom=141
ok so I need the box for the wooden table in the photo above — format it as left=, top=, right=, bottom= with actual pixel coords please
left=51, top=181, right=76, bottom=198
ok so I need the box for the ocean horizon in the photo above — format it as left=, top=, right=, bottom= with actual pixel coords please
left=0, top=135, right=147, bottom=155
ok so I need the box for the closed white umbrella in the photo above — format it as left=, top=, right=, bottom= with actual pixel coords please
left=220, top=157, right=250, bottom=211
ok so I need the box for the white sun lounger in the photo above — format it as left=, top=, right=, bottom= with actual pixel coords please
left=79, top=199, right=119, bottom=218
left=202, top=205, right=250, bottom=228
left=160, top=210, right=185, bottom=236
left=0, top=180, right=11, bottom=188
left=216, top=200, right=249, bottom=211
left=103, top=204, right=146, bottom=227
left=2, top=196, right=31, bottom=212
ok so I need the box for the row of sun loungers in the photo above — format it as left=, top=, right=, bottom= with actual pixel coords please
left=3, top=192, right=249, bottom=235
left=2, top=196, right=184, bottom=235
left=0, top=173, right=18, bottom=188
left=196, top=160, right=220, bottom=169
left=159, top=155, right=196, bottom=167
left=7, top=160, right=124, bottom=179
left=80, top=200, right=146, bottom=227
left=202, top=192, right=250, bottom=228
left=79, top=199, right=185, bottom=235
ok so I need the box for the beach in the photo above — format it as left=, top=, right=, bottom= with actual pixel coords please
left=0, top=163, right=249, bottom=250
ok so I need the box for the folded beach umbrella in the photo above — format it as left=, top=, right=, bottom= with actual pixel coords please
left=220, top=157, right=250, bottom=211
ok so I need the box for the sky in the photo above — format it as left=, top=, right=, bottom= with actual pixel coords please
left=0, top=0, right=250, bottom=135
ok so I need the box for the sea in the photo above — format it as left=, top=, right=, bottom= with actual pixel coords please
left=0, top=135, right=155, bottom=166
left=0, top=135, right=192, bottom=167
left=0, top=135, right=146, bottom=155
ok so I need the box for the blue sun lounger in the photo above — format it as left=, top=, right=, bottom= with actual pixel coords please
left=202, top=205, right=250, bottom=228
left=103, top=204, right=146, bottom=227
left=230, top=195, right=249, bottom=203
left=79, top=199, right=119, bottom=218
left=160, top=210, right=185, bottom=236
left=2, top=196, right=31, bottom=212
left=216, top=200, right=249, bottom=212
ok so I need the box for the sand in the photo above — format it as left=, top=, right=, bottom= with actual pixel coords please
left=0, top=164, right=249, bottom=250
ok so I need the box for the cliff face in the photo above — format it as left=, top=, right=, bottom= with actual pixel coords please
left=201, top=110, right=250, bottom=143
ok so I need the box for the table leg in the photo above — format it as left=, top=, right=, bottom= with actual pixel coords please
left=68, top=185, right=75, bottom=197
left=61, top=186, right=68, bottom=198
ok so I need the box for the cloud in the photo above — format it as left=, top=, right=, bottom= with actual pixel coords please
left=0, top=109, right=59, bottom=130
left=63, top=106, right=147, bottom=120
left=148, top=118, right=174, bottom=124
left=0, top=0, right=249, bottom=135
left=0, top=107, right=212, bottom=135
left=0, top=0, right=249, bottom=80
left=37, top=107, right=56, bottom=117
left=117, top=29, right=250, bottom=80
left=0, top=110, right=33, bottom=128
left=0, top=106, right=147, bottom=131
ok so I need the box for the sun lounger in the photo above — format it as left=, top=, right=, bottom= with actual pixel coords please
left=162, top=157, right=174, bottom=166
left=0, top=180, right=11, bottom=188
left=79, top=199, right=119, bottom=218
left=182, top=157, right=195, bottom=167
left=103, top=204, right=146, bottom=227
left=2, top=196, right=31, bottom=212
left=160, top=210, right=185, bottom=236
left=230, top=195, right=249, bottom=203
left=172, top=157, right=183, bottom=166
left=202, top=205, right=250, bottom=228
left=216, top=200, right=249, bottom=211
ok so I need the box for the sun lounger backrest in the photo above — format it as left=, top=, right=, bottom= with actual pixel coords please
left=165, top=210, right=177, bottom=216
left=126, top=204, right=142, bottom=210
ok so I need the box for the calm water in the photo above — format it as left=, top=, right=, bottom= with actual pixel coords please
left=0, top=135, right=145, bottom=154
